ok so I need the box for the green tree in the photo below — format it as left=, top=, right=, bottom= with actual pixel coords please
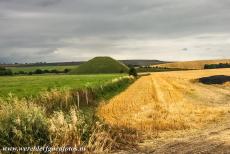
left=129, top=67, right=137, bottom=77
left=34, top=69, right=43, bottom=74
left=0, top=67, right=13, bottom=76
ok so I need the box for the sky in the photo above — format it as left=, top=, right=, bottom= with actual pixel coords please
left=0, top=0, right=230, bottom=63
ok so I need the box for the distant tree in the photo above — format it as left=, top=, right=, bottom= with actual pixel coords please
left=0, top=67, right=6, bottom=71
left=119, top=69, right=124, bottom=73
left=6, top=69, right=13, bottom=76
left=204, top=64, right=209, bottom=69
left=204, top=63, right=230, bottom=69
left=50, top=69, right=58, bottom=74
left=0, top=67, right=13, bottom=76
left=64, top=69, right=70, bottom=73
left=43, top=70, right=50, bottom=73
left=19, top=71, right=25, bottom=74
left=129, top=67, right=137, bottom=77
left=34, top=69, right=43, bottom=74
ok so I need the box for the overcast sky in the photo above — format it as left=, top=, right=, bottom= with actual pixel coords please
left=0, top=0, right=230, bottom=63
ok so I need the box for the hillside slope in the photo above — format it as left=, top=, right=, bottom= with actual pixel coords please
left=70, top=57, right=129, bottom=74
left=153, top=59, right=230, bottom=70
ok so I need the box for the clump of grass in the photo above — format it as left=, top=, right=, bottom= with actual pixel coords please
left=49, top=108, right=87, bottom=147
left=0, top=97, right=49, bottom=147
left=87, top=121, right=141, bottom=153
left=37, top=89, right=75, bottom=114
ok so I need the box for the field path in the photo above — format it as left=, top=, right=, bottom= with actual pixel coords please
left=98, top=68, right=230, bottom=153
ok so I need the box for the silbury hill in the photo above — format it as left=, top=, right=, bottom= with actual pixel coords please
left=70, top=57, right=129, bottom=74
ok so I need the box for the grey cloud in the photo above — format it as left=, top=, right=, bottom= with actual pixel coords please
left=0, top=0, right=230, bottom=63
left=36, top=48, right=57, bottom=55
left=36, top=0, right=63, bottom=7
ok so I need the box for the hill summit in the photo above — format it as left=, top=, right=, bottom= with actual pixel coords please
left=70, top=57, right=129, bottom=74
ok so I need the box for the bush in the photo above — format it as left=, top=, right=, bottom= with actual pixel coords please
left=64, top=68, right=71, bottom=73
left=43, top=69, right=50, bottom=73
left=0, top=98, right=50, bottom=147
left=0, top=67, right=13, bottom=76
left=0, top=67, right=5, bottom=71
left=34, top=69, right=43, bottom=74
left=129, top=67, right=137, bottom=77
left=19, top=71, right=25, bottom=74
left=50, top=69, right=59, bottom=74
left=49, top=108, right=88, bottom=147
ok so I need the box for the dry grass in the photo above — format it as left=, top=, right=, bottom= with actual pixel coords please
left=49, top=108, right=85, bottom=147
left=0, top=97, right=50, bottom=147
left=153, top=59, right=230, bottom=70
left=98, top=68, right=230, bottom=133
left=87, top=121, right=141, bottom=153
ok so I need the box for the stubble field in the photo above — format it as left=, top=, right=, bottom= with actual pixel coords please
left=98, top=68, right=230, bottom=153
left=153, top=59, right=230, bottom=70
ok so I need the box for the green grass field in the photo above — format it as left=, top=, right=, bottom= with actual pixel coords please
left=0, top=74, right=124, bottom=98
left=7, top=65, right=78, bottom=73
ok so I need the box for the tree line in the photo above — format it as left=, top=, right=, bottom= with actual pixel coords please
left=15, top=68, right=71, bottom=75
left=204, top=63, right=230, bottom=69
left=0, top=67, right=71, bottom=76
left=0, top=67, right=13, bottom=76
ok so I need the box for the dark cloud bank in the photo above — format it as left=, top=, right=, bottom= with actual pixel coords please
left=0, top=0, right=230, bottom=63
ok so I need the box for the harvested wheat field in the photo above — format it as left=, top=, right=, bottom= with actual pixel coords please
left=153, top=59, right=230, bottom=70
left=98, top=68, right=230, bottom=153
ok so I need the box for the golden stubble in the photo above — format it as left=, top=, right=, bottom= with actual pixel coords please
left=98, top=69, right=230, bottom=132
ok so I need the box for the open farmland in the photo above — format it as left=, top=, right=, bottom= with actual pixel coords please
left=98, top=68, right=230, bottom=153
left=0, top=74, right=124, bottom=98
left=153, top=59, right=230, bottom=70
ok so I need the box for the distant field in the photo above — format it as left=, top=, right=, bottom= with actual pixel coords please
left=153, top=59, right=230, bottom=70
left=6, top=65, right=78, bottom=73
left=0, top=74, right=124, bottom=98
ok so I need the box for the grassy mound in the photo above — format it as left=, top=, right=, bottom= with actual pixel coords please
left=70, top=57, right=129, bottom=74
